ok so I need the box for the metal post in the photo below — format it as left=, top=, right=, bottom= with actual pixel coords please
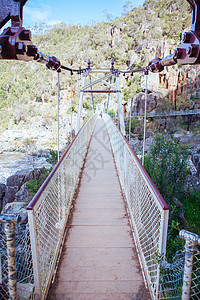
left=27, top=210, right=42, bottom=299
left=57, top=70, right=60, bottom=162
left=76, top=75, right=86, bottom=134
left=180, top=230, right=200, bottom=300
left=142, top=70, right=148, bottom=165
left=155, top=209, right=169, bottom=298
left=0, top=214, right=21, bottom=300
left=116, top=75, right=125, bottom=136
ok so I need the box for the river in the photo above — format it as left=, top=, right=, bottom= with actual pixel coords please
left=0, top=152, right=51, bottom=184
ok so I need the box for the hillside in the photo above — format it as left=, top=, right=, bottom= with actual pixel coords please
left=0, top=0, right=196, bottom=151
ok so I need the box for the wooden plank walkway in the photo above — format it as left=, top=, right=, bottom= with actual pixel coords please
left=47, top=119, right=150, bottom=300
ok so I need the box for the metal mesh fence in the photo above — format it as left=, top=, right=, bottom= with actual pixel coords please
left=103, top=114, right=169, bottom=300
left=16, top=227, right=35, bottom=299
left=27, top=114, right=97, bottom=299
left=159, top=250, right=185, bottom=299
left=0, top=222, right=35, bottom=300
left=191, top=246, right=200, bottom=300
left=0, top=223, right=9, bottom=299
left=158, top=245, right=200, bottom=300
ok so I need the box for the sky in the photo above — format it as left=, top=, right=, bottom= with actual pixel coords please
left=23, top=0, right=145, bottom=28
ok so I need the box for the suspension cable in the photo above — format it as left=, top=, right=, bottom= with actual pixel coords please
left=89, top=75, right=95, bottom=113
left=57, top=70, right=60, bottom=162
left=106, top=76, right=112, bottom=112
left=70, top=71, right=73, bottom=142
left=142, top=70, right=148, bottom=166
left=122, top=73, right=126, bottom=122
left=129, top=74, right=133, bottom=143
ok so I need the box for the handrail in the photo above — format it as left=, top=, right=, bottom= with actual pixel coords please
left=117, top=126, right=169, bottom=210
left=27, top=114, right=98, bottom=299
left=103, top=113, right=169, bottom=300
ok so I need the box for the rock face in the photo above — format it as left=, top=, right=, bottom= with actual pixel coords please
left=0, top=183, right=6, bottom=211
left=1, top=166, right=49, bottom=234
left=132, top=92, right=163, bottom=114
left=15, top=184, right=31, bottom=203
left=2, top=167, right=46, bottom=209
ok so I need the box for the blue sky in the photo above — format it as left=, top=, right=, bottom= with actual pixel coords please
left=23, top=0, right=145, bottom=28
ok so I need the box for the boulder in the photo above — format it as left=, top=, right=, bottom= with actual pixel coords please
left=0, top=183, right=6, bottom=200
left=0, top=183, right=6, bottom=212
left=15, top=184, right=31, bottom=204
left=187, top=157, right=197, bottom=176
left=6, top=174, right=25, bottom=187
left=173, top=130, right=186, bottom=139
left=192, top=153, right=200, bottom=166
left=133, top=92, right=163, bottom=114
left=24, top=168, right=44, bottom=182
left=3, top=186, right=19, bottom=206
left=130, top=137, right=142, bottom=155
left=179, top=133, right=198, bottom=148
left=36, top=149, right=50, bottom=158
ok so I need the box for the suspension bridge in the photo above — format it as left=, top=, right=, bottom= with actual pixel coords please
left=0, top=0, right=200, bottom=299
left=0, top=110, right=199, bottom=300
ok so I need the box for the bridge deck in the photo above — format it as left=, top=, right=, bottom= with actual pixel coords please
left=47, top=119, right=150, bottom=300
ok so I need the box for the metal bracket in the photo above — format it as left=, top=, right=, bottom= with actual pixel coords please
left=148, top=0, right=200, bottom=72
left=0, top=0, right=61, bottom=70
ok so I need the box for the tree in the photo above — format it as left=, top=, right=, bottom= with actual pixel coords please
left=122, top=1, right=132, bottom=16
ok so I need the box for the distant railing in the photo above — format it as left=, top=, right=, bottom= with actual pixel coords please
left=103, top=113, right=169, bottom=300
left=132, top=109, right=200, bottom=118
left=26, top=114, right=97, bottom=299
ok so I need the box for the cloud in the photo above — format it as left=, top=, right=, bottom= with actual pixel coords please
left=24, top=6, right=49, bottom=22
left=23, top=4, right=61, bottom=26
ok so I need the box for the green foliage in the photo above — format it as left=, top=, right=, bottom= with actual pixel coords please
left=26, top=168, right=51, bottom=199
left=144, top=134, right=189, bottom=204
left=143, top=134, right=200, bottom=260
left=46, top=150, right=60, bottom=166
left=184, top=189, right=200, bottom=235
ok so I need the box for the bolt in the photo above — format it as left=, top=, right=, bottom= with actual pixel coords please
left=87, top=59, right=91, bottom=69
left=23, top=30, right=32, bottom=41
left=174, top=48, right=186, bottom=60
left=15, top=42, right=27, bottom=54
left=186, top=45, right=198, bottom=58
left=21, top=30, right=32, bottom=41
left=149, top=64, right=156, bottom=72
left=182, top=32, right=195, bottom=44
left=27, top=45, right=38, bottom=56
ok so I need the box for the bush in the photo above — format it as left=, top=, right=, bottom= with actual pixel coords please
left=144, top=134, right=189, bottom=204
left=26, top=168, right=51, bottom=199
left=144, top=134, right=189, bottom=260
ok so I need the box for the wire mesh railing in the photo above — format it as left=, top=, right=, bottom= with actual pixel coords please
left=103, top=113, right=169, bottom=300
left=158, top=232, right=200, bottom=300
left=26, top=113, right=97, bottom=299
left=158, top=250, right=185, bottom=299
left=191, top=246, right=200, bottom=299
